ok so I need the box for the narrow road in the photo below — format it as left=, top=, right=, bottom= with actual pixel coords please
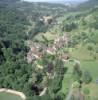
left=39, top=87, right=47, bottom=96
left=66, top=60, right=80, bottom=100
left=66, top=86, right=73, bottom=100
left=0, top=88, right=26, bottom=100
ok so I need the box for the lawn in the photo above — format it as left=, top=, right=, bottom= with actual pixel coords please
left=0, top=92, right=23, bottom=100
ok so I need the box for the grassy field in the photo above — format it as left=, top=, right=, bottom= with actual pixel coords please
left=71, top=46, right=98, bottom=99
left=81, top=61, right=98, bottom=82
left=82, top=83, right=98, bottom=100
left=70, top=46, right=98, bottom=82
left=61, top=61, right=74, bottom=94
left=81, top=60, right=98, bottom=99
left=0, top=92, right=23, bottom=100
left=34, top=32, right=57, bottom=42
left=70, top=46, right=94, bottom=61
left=61, top=46, right=98, bottom=99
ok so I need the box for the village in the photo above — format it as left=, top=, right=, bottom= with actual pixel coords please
left=26, top=33, right=69, bottom=63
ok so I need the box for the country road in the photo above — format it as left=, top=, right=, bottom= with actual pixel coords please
left=66, top=59, right=80, bottom=100
left=0, top=88, right=26, bottom=100
left=65, top=84, right=73, bottom=100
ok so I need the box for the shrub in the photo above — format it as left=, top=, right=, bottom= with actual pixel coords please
left=83, top=87, right=90, bottom=95
left=54, top=92, right=65, bottom=100
left=73, top=62, right=82, bottom=81
left=72, top=81, right=80, bottom=88
left=87, top=43, right=95, bottom=51
left=82, top=71, right=92, bottom=84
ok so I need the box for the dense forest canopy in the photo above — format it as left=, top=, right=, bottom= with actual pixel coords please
left=0, top=0, right=67, bottom=99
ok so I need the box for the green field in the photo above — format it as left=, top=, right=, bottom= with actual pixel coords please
left=70, top=46, right=94, bottom=60
left=81, top=60, right=98, bottom=99
left=61, top=61, right=74, bottom=94
left=0, top=92, right=23, bottom=100
left=61, top=45, right=98, bottom=99
left=81, top=61, right=98, bottom=82
left=70, top=46, right=98, bottom=82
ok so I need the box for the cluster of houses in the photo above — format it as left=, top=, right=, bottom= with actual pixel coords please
left=26, top=41, right=44, bottom=63
left=40, top=16, right=53, bottom=25
left=54, top=34, right=68, bottom=48
left=46, top=34, right=68, bottom=54
left=26, top=33, right=69, bottom=63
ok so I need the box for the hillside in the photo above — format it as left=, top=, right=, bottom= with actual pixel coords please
left=78, top=0, right=98, bottom=10
left=0, top=0, right=69, bottom=100
left=0, top=0, right=98, bottom=100
left=49, top=1, right=98, bottom=99
left=60, top=6, right=98, bottom=57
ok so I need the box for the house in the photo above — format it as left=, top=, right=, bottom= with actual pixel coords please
left=46, top=47, right=56, bottom=55
left=54, top=34, right=68, bottom=49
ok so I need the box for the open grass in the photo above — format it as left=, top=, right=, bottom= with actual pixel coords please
left=33, top=33, right=45, bottom=42
left=70, top=45, right=98, bottom=82
left=0, top=92, right=23, bottom=100
left=82, top=83, right=98, bottom=99
left=61, top=45, right=98, bottom=98
left=70, top=46, right=93, bottom=61
left=61, top=61, right=74, bottom=94
left=43, top=32, right=57, bottom=41
left=70, top=46, right=98, bottom=98
left=34, top=32, right=57, bottom=42
left=81, top=61, right=98, bottom=82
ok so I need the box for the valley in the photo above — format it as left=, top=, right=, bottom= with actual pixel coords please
left=0, top=0, right=98, bottom=100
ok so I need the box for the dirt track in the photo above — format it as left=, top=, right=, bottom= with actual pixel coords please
left=0, top=88, right=26, bottom=100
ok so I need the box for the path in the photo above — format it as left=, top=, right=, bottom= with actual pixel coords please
left=0, top=88, right=26, bottom=100
left=66, top=59, right=81, bottom=100
left=39, top=87, right=47, bottom=96
left=66, top=86, right=73, bottom=100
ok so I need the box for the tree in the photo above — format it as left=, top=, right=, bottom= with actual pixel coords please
left=55, top=92, right=65, bottom=100
left=83, top=87, right=90, bottom=95
left=87, top=43, right=94, bottom=51
left=82, top=70, right=92, bottom=84
left=73, top=62, right=82, bottom=81
left=62, top=22, right=77, bottom=32
left=95, top=46, right=98, bottom=54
